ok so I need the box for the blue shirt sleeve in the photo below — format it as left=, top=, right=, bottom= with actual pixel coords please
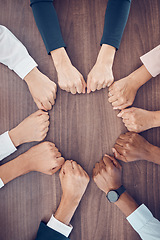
left=30, top=0, right=66, bottom=54
left=101, top=0, right=131, bottom=50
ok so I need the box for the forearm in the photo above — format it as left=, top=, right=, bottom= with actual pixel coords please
left=114, top=191, right=138, bottom=217
left=0, top=153, right=30, bottom=185
left=51, top=47, right=71, bottom=70
left=30, top=0, right=66, bottom=54
left=101, top=0, right=131, bottom=50
left=97, top=44, right=116, bottom=66
left=129, top=65, right=152, bottom=89
left=54, top=195, right=78, bottom=225
left=146, top=144, right=160, bottom=165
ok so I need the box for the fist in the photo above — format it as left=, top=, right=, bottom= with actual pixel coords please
left=93, top=155, right=122, bottom=194
left=26, top=142, right=64, bottom=175
left=87, top=62, right=114, bottom=93
left=108, top=76, right=138, bottom=110
left=59, top=160, right=90, bottom=204
left=113, top=132, right=152, bottom=162
left=24, top=67, right=57, bottom=111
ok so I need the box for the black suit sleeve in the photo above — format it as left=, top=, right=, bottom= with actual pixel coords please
left=30, top=0, right=66, bottom=54
left=101, top=0, right=131, bottom=50
left=35, top=222, right=70, bottom=240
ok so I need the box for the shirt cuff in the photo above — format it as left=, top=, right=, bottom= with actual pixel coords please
left=127, top=204, right=154, bottom=231
left=0, top=131, right=17, bottom=161
left=0, top=178, right=4, bottom=188
left=140, top=45, right=160, bottom=77
left=47, top=215, right=73, bottom=237
left=13, top=55, right=38, bottom=79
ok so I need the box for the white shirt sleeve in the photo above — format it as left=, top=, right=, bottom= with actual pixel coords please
left=127, top=204, right=160, bottom=240
left=140, top=45, right=160, bottom=77
left=47, top=215, right=73, bottom=237
left=0, top=178, right=4, bottom=189
left=0, top=25, right=38, bottom=79
left=0, top=131, right=17, bottom=161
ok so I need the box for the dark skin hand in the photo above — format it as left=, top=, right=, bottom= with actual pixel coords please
left=112, top=132, right=160, bottom=165
left=92, top=155, right=138, bottom=216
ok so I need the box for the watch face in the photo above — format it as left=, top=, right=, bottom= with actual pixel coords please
left=107, top=191, right=119, bottom=203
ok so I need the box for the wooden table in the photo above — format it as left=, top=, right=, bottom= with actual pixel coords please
left=0, top=0, right=160, bottom=239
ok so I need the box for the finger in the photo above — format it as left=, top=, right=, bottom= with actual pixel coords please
left=104, top=154, right=121, bottom=168
left=87, top=75, right=91, bottom=93
left=54, top=157, right=65, bottom=168
left=42, top=99, right=52, bottom=111
left=55, top=151, right=62, bottom=158
left=102, top=82, right=107, bottom=89
left=116, top=138, right=126, bottom=147
left=108, top=94, right=118, bottom=103
left=63, top=160, right=73, bottom=171
left=113, top=103, right=132, bottom=110
left=97, top=81, right=104, bottom=91
left=36, top=101, right=47, bottom=111
left=93, top=162, right=100, bottom=176
left=48, top=95, right=55, bottom=105
left=59, top=163, right=65, bottom=177
left=112, top=148, right=127, bottom=162
left=51, top=165, right=62, bottom=175
left=81, top=78, right=87, bottom=94
left=76, top=80, right=83, bottom=94
left=71, top=161, right=79, bottom=171
left=103, top=155, right=113, bottom=168
left=90, top=80, right=98, bottom=92
left=113, top=144, right=128, bottom=161
left=99, top=159, right=106, bottom=170
left=70, top=85, right=77, bottom=95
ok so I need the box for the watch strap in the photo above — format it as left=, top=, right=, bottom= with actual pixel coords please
left=116, top=185, right=126, bottom=196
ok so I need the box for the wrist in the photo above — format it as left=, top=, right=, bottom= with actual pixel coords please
left=54, top=194, right=78, bottom=225
left=97, top=44, right=116, bottom=66
left=9, top=126, right=23, bottom=147
left=105, top=184, right=122, bottom=195
left=152, top=111, right=160, bottom=128
left=0, top=153, right=30, bottom=185
left=24, top=67, right=38, bottom=84
left=51, top=47, right=71, bottom=70
left=114, top=191, right=138, bottom=217
left=146, top=144, right=160, bottom=165
left=129, top=65, right=152, bottom=89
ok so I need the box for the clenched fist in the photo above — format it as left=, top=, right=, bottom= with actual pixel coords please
left=9, top=110, right=50, bottom=147
left=93, top=155, right=122, bottom=194
left=26, top=142, right=64, bottom=175
left=24, top=67, right=57, bottom=111
left=59, top=160, right=90, bottom=204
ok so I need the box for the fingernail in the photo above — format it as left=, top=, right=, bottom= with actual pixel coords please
left=117, top=113, right=122, bottom=117
left=113, top=107, right=117, bottom=110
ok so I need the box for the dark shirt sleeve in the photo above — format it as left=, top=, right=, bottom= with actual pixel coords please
left=30, top=0, right=66, bottom=54
left=100, top=0, right=131, bottom=50
left=35, top=222, right=70, bottom=240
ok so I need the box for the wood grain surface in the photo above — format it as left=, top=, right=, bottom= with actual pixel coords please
left=0, top=0, right=160, bottom=239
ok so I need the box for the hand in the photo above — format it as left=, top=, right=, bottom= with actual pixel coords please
left=87, top=44, right=115, bottom=93
left=51, top=48, right=86, bottom=94
left=24, top=67, right=57, bottom=110
left=117, top=107, right=157, bottom=132
left=25, top=142, right=64, bottom=175
left=112, top=132, right=153, bottom=162
left=108, top=76, right=138, bottom=110
left=93, top=155, right=122, bottom=194
left=9, top=110, right=50, bottom=147
left=108, top=65, right=152, bottom=110
left=59, top=160, right=90, bottom=204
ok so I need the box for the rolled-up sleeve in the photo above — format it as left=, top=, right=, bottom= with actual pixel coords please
left=0, top=131, right=17, bottom=161
left=30, top=0, right=66, bottom=54
left=127, top=204, right=160, bottom=240
left=140, top=45, right=160, bottom=77
left=101, top=0, right=131, bottom=50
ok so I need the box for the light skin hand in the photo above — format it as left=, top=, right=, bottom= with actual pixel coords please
left=0, top=142, right=64, bottom=185
left=24, top=67, right=57, bottom=111
left=87, top=44, right=115, bottom=93
left=9, top=110, right=50, bottom=147
left=55, top=160, right=90, bottom=225
left=26, top=142, right=64, bottom=175
left=117, top=107, right=159, bottom=133
left=51, top=48, right=86, bottom=94
left=108, top=65, right=152, bottom=110
left=92, top=155, right=122, bottom=194
left=112, top=132, right=160, bottom=164
left=93, top=155, right=138, bottom=217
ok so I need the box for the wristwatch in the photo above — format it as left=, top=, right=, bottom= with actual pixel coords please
left=106, top=185, right=126, bottom=203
